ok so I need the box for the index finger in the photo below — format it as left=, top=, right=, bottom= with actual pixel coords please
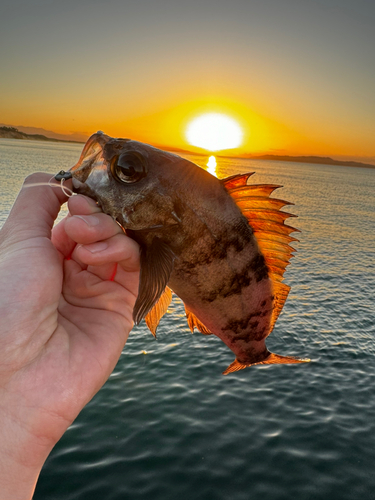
left=51, top=195, right=104, bottom=258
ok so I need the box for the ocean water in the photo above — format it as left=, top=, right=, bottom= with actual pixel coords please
left=1, top=138, right=374, bottom=500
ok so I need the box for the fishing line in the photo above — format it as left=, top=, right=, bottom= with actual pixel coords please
left=23, top=178, right=73, bottom=196
left=60, top=178, right=73, bottom=197
left=23, top=182, right=57, bottom=189
left=47, top=175, right=73, bottom=197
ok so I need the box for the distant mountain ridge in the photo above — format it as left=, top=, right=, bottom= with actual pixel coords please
left=0, top=125, right=87, bottom=143
left=245, top=154, right=375, bottom=169
left=0, top=126, right=84, bottom=144
left=1, top=126, right=374, bottom=169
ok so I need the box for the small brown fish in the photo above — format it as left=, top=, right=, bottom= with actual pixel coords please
left=59, top=131, right=309, bottom=374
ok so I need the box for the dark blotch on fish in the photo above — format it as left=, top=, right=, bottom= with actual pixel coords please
left=201, top=268, right=253, bottom=303
left=249, top=253, right=269, bottom=283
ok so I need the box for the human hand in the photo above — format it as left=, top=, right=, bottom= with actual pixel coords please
left=0, top=173, right=140, bottom=499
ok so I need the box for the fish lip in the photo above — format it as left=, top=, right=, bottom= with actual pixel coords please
left=71, top=177, right=99, bottom=204
left=72, top=177, right=84, bottom=192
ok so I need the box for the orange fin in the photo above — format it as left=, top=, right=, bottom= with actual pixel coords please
left=269, top=282, right=290, bottom=332
left=224, top=175, right=299, bottom=324
left=145, top=287, right=172, bottom=337
left=185, top=307, right=212, bottom=335
left=223, top=353, right=310, bottom=375
left=227, top=184, right=282, bottom=199
left=220, top=173, right=254, bottom=189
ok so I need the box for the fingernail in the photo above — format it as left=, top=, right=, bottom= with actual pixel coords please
left=85, top=241, right=108, bottom=253
left=74, top=215, right=100, bottom=227
left=83, top=196, right=99, bottom=207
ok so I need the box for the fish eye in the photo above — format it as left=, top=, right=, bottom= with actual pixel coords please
left=111, top=152, right=147, bottom=184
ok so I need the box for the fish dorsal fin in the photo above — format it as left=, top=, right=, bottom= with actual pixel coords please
left=227, top=184, right=282, bottom=199
left=145, top=286, right=173, bottom=337
left=269, top=281, right=290, bottom=332
left=224, top=175, right=298, bottom=329
left=133, top=238, right=176, bottom=325
left=220, top=173, right=254, bottom=190
left=185, top=306, right=212, bottom=335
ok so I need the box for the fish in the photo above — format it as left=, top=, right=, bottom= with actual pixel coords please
left=57, top=131, right=309, bottom=374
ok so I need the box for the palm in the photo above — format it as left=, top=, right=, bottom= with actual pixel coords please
left=0, top=173, right=140, bottom=452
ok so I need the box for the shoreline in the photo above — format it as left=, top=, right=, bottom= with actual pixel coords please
left=1, top=132, right=374, bottom=170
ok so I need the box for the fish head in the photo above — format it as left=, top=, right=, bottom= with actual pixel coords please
left=70, top=131, right=184, bottom=230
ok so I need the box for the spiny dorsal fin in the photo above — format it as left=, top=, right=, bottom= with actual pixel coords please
left=235, top=196, right=292, bottom=211
left=244, top=210, right=299, bottom=230
left=145, top=287, right=173, bottom=337
left=269, top=281, right=290, bottom=332
left=220, top=173, right=254, bottom=190
left=223, top=174, right=298, bottom=329
left=227, top=184, right=282, bottom=199
left=252, top=229, right=299, bottom=246
left=185, top=307, right=212, bottom=335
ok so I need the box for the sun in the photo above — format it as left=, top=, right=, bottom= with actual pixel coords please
left=186, top=113, right=243, bottom=151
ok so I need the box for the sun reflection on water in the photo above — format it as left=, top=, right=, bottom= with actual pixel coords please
left=207, top=155, right=217, bottom=176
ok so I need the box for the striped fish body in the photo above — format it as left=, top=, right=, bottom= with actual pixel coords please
left=159, top=183, right=274, bottom=366
left=66, top=132, right=309, bottom=374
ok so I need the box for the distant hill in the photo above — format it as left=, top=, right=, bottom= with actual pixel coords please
left=0, top=126, right=83, bottom=143
left=245, top=154, right=375, bottom=169
left=1, top=126, right=374, bottom=169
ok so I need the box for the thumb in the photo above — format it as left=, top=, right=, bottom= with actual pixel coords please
left=0, top=172, right=70, bottom=245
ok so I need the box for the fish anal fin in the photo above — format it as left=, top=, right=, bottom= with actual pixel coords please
left=220, top=173, right=254, bottom=190
left=185, top=307, right=212, bottom=335
left=223, top=353, right=310, bottom=375
left=145, top=286, right=173, bottom=337
left=133, top=238, right=175, bottom=325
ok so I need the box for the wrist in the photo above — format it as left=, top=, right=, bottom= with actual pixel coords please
left=0, top=451, right=43, bottom=500
left=0, top=405, right=58, bottom=500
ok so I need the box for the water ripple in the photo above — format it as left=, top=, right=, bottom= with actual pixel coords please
left=1, top=141, right=374, bottom=500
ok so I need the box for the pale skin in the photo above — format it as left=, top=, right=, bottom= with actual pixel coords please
left=0, top=173, right=140, bottom=499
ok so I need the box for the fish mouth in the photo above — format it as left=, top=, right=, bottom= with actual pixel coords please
left=71, top=176, right=102, bottom=206
left=71, top=177, right=85, bottom=192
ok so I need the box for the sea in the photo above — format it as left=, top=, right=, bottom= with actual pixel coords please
left=0, top=138, right=374, bottom=500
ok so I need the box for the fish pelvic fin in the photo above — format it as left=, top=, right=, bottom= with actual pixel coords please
left=222, top=353, right=310, bottom=375
left=185, top=307, right=212, bottom=335
left=145, top=286, right=173, bottom=338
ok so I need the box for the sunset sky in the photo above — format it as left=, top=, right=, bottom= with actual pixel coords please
left=1, top=0, right=374, bottom=161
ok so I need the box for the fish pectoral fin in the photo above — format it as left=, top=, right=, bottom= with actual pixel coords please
left=133, top=238, right=176, bottom=325
left=145, top=287, right=173, bottom=337
left=222, top=353, right=310, bottom=375
left=184, top=307, right=212, bottom=335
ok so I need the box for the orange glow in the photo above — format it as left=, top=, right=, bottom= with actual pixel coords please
left=2, top=92, right=373, bottom=160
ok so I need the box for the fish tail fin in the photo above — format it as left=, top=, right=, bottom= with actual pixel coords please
left=222, top=353, right=310, bottom=375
